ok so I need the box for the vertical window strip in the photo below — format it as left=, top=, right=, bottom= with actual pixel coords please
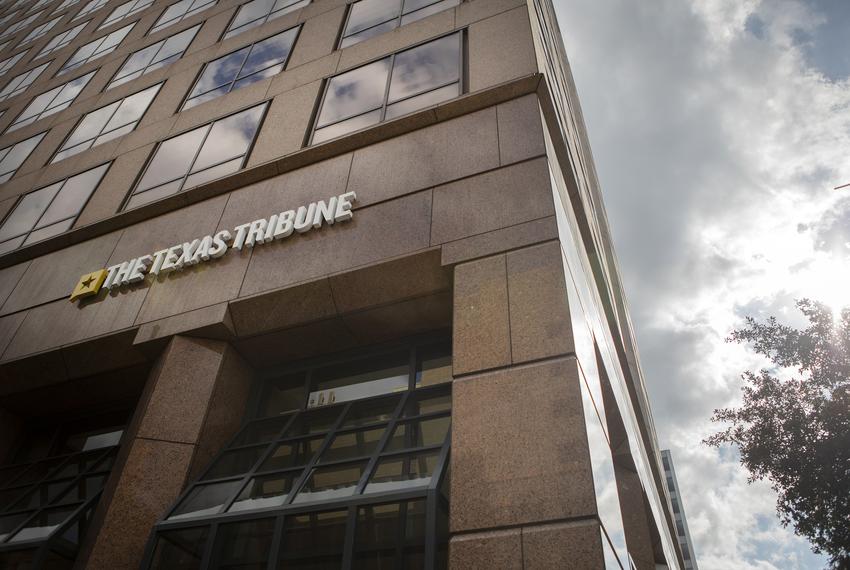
left=107, top=23, right=200, bottom=89
left=149, top=0, right=216, bottom=35
left=222, top=0, right=308, bottom=41
left=6, top=70, right=94, bottom=131
left=0, top=60, right=50, bottom=101
left=0, top=162, right=109, bottom=252
left=36, top=19, right=86, bottom=58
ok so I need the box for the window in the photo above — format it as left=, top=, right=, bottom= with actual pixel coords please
left=97, top=0, right=153, bottom=29
left=0, top=40, right=10, bottom=54
left=0, top=12, right=19, bottom=29
left=59, top=22, right=134, bottom=74
left=0, top=132, right=45, bottom=184
left=108, top=24, right=198, bottom=89
left=72, top=0, right=107, bottom=21
left=54, top=0, right=82, bottom=13
left=222, top=0, right=307, bottom=40
left=127, top=102, right=266, bottom=209
left=149, top=0, right=215, bottom=35
left=312, top=32, right=461, bottom=144
left=52, top=82, right=161, bottom=162
left=183, top=26, right=297, bottom=110
left=0, top=49, right=27, bottom=76
left=26, top=0, right=55, bottom=13
left=19, top=13, right=61, bottom=45
left=0, top=10, right=43, bottom=41
left=0, top=421, right=125, bottom=563
left=340, top=0, right=458, bottom=49
left=144, top=339, right=451, bottom=570
left=36, top=20, right=86, bottom=58
left=0, top=163, right=108, bottom=252
left=7, top=70, right=94, bottom=132
left=0, top=61, right=50, bottom=102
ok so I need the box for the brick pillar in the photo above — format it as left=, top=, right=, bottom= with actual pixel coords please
left=449, top=242, right=606, bottom=568
left=79, top=336, right=254, bottom=569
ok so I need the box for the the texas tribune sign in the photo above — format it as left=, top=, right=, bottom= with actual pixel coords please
left=69, top=192, right=357, bottom=302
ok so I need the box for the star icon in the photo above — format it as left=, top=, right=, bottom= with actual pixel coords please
left=70, top=269, right=107, bottom=302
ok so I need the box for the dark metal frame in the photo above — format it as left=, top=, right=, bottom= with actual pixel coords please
left=310, top=29, right=464, bottom=146
left=141, top=336, right=452, bottom=570
left=219, top=0, right=309, bottom=42
left=180, top=23, right=301, bottom=111
left=121, top=99, right=271, bottom=210
left=107, top=22, right=202, bottom=89
left=336, top=0, right=460, bottom=50
left=147, top=0, right=217, bottom=36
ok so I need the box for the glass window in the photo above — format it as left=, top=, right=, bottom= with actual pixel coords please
left=19, top=13, right=62, bottom=45
left=0, top=40, right=10, bottom=53
left=340, top=0, right=458, bottom=49
left=6, top=70, right=94, bottom=131
left=0, top=163, right=108, bottom=253
left=0, top=60, right=48, bottom=101
left=127, top=102, right=267, bottom=209
left=0, top=10, right=43, bottom=41
left=108, top=23, right=199, bottom=89
left=0, top=48, right=27, bottom=76
left=222, top=0, right=307, bottom=41
left=149, top=527, right=209, bottom=570
left=36, top=20, right=87, bottom=58
left=59, top=22, right=134, bottom=74
left=55, top=0, right=83, bottom=13
left=354, top=500, right=427, bottom=568
left=211, top=518, right=275, bottom=568
left=0, top=12, right=19, bottom=29
left=97, top=0, right=153, bottom=30
left=279, top=509, right=347, bottom=568
left=0, top=131, right=44, bottom=184
left=182, top=26, right=297, bottom=110
left=149, top=0, right=216, bottom=35
left=72, top=0, right=108, bottom=20
left=52, top=83, right=160, bottom=163
left=27, top=0, right=55, bottom=13
left=313, top=32, right=461, bottom=144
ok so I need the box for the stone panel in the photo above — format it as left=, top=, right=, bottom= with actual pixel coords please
left=247, top=80, right=323, bottom=165
left=452, top=254, right=510, bottom=375
left=430, top=157, right=553, bottom=245
left=0, top=262, right=30, bottom=309
left=451, top=357, right=597, bottom=531
left=240, top=190, right=433, bottom=297
left=286, top=5, right=344, bottom=69
left=84, top=439, right=194, bottom=570
left=74, top=144, right=154, bottom=226
left=521, top=520, right=605, bottom=570
left=449, top=529, right=523, bottom=570
left=467, top=6, right=537, bottom=92
left=229, top=278, right=337, bottom=337
left=346, top=108, right=500, bottom=208
left=506, top=241, right=573, bottom=363
left=342, top=291, right=452, bottom=345
left=1, top=231, right=122, bottom=315
left=440, top=216, right=558, bottom=266
left=497, top=94, right=546, bottom=165
left=455, top=0, right=526, bottom=28
left=0, top=312, right=26, bottom=358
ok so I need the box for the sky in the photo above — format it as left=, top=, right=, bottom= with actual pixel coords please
left=553, top=1, right=850, bottom=569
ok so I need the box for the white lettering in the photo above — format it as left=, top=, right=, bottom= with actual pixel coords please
left=274, top=210, right=295, bottom=239
left=161, top=246, right=182, bottom=272
left=245, top=219, right=268, bottom=248
left=193, top=235, right=213, bottom=263
left=232, top=223, right=252, bottom=250
left=177, top=239, right=201, bottom=268
left=210, top=230, right=231, bottom=258
left=104, top=263, right=125, bottom=290
left=334, top=192, right=356, bottom=222
left=313, top=197, right=337, bottom=229
left=127, top=255, right=152, bottom=284
left=150, top=248, right=169, bottom=276
left=294, top=203, right=316, bottom=233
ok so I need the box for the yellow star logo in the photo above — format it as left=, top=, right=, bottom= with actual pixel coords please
left=70, top=269, right=107, bottom=302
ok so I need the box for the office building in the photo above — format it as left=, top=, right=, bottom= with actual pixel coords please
left=0, top=0, right=686, bottom=567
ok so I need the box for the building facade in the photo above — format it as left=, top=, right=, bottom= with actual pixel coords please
left=0, top=0, right=686, bottom=568
left=662, top=450, right=698, bottom=570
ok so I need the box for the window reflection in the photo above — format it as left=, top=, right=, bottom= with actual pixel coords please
left=340, top=0, right=459, bottom=49
left=183, top=27, right=297, bottom=109
left=128, top=103, right=267, bottom=209
left=59, top=23, right=135, bottom=75
left=36, top=21, right=87, bottom=59
left=150, top=0, right=217, bottom=34
left=108, top=24, right=200, bottom=89
left=20, top=14, right=62, bottom=45
left=53, top=83, right=162, bottom=163
left=7, top=71, right=95, bottom=132
left=97, top=0, right=153, bottom=29
left=73, top=0, right=108, bottom=20
left=354, top=500, right=426, bottom=569
left=0, top=50, right=27, bottom=76
left=0, top=11, right=42, bottom=41
left=223, top=0, right=308, bottom=41
left=313, top=32, right=461, bottom=144
left=0, top=163, right=108, bottom=252
left=0, top=132, right=45, bottom=185
left=0, top=61, right=50, bottom=102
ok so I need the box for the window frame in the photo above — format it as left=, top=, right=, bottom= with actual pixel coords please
left=71, top=0, right=108, bottom=21
left=0, top=131, right=45, bottom=183
left=310, top=29, right=465, bottom=145
left=220, top=0, right=308, bottom=42
left=5, top=68, right=95, bottom=132
left=18, top=12, right=62, bottom=45
left=180, top=24, right=300, bottom=110
left=34, top=19, right=88, bottom=59
left=0, top=162, right=110, bottom=251
left=141, top=334, right=452, bottom=570
left=106, top=23, right=201, bottom=90
left=337, top=0, right=460, bottom=50
left=96, top=0, right=153, bottom=30
left=147, top=0, right=216, bottom=35
left=58, top=21, right=135, bottom=74
left=0, top=48, right=28, bottom=76
left=123, top=100, right=270, bottom=210
left=0, top=9, right=44, bottom=41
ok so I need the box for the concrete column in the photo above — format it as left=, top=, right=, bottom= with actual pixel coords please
left=449, top=243, right=606, bottom=568
left=79, top=336, right=254, bottom=570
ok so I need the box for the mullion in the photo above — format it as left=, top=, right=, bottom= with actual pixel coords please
left=343, top=13, right=400, bottom=43
left=386, top=77, right=458, bottom=108
left=354, top=391, right=410, bottom=495
left=179, top=120, right=215, bottom=189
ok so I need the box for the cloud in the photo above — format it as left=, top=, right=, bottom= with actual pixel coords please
left=554, top=0, right=850, bottom=568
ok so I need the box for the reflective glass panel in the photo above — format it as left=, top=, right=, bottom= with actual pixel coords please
left=53, top=83, right=161, bottom=162
left=354, top=500, right=426, bottom=569
left=149, top=526, right=209, bottom=570
left=279, top=509, right=346, bottom=569
left=212, top=518, right=274, bottom=569
left=55, top=0, right=84, bottom=13
left=319, top=427, right=385, bottom=463
left=50, top=473, right=108, bottom=505
left=316, top=57, right=390, bottom=128
left=170, top=480, right=242, bottom=519
left=0, top=49, right=27, bottom=76
left=20, top=14, right=61, bottom=45
left=150, top=0, right=216, bottom=34
left=0, top=131, right=45, bottom=183
left=292, top=460, right=368, bottom=504
left=402, top=389, right=451, bottom=418
left=364, top=450, right=438, bottom=494
left=339, top=0, right=457, bottom=49
left=73, top=0, right=108, bottom=20
left=0, top=11, right=41, bottom=41
left=259, top=372, right=306, bottom=417
left=341, top=395, right=400, bottom=428
left=387, top=31, right=459, bottom=103
left=60, top=22, right=134, bottom=74
left=8, top=504, right=78, bottom=542
left=108, top=24, right=199, bottom=89
left=282, top=406, right=341, bottom=437
left=97, top=0, right=153, bottom=29
left=233, top=415, right=291, bottom=446
left=258, top=437, right=322, bottom=471
left=184, top=27, right=296, bottom=109
left=229, top=471, right=298, bottom=512
left=415, top=342, right=452, bottom=387
left=8, top=70, right=95, bottom=131
left=0, top=61, right=50, bottom=101
left=223, top=0, right=307, bottom=40
left=202, top=446, right=266, bottom=480
left=383, top=415, right=449, bottom=452
left=36, top=21, right=87, bottom=58
left=0, top=512, right=32, bottom=541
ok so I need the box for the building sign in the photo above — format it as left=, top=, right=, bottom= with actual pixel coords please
left=70, top=192, right=357, bottom=302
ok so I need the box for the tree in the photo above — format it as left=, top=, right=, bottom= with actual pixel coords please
left=706, top=299, right=850, bottom=568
